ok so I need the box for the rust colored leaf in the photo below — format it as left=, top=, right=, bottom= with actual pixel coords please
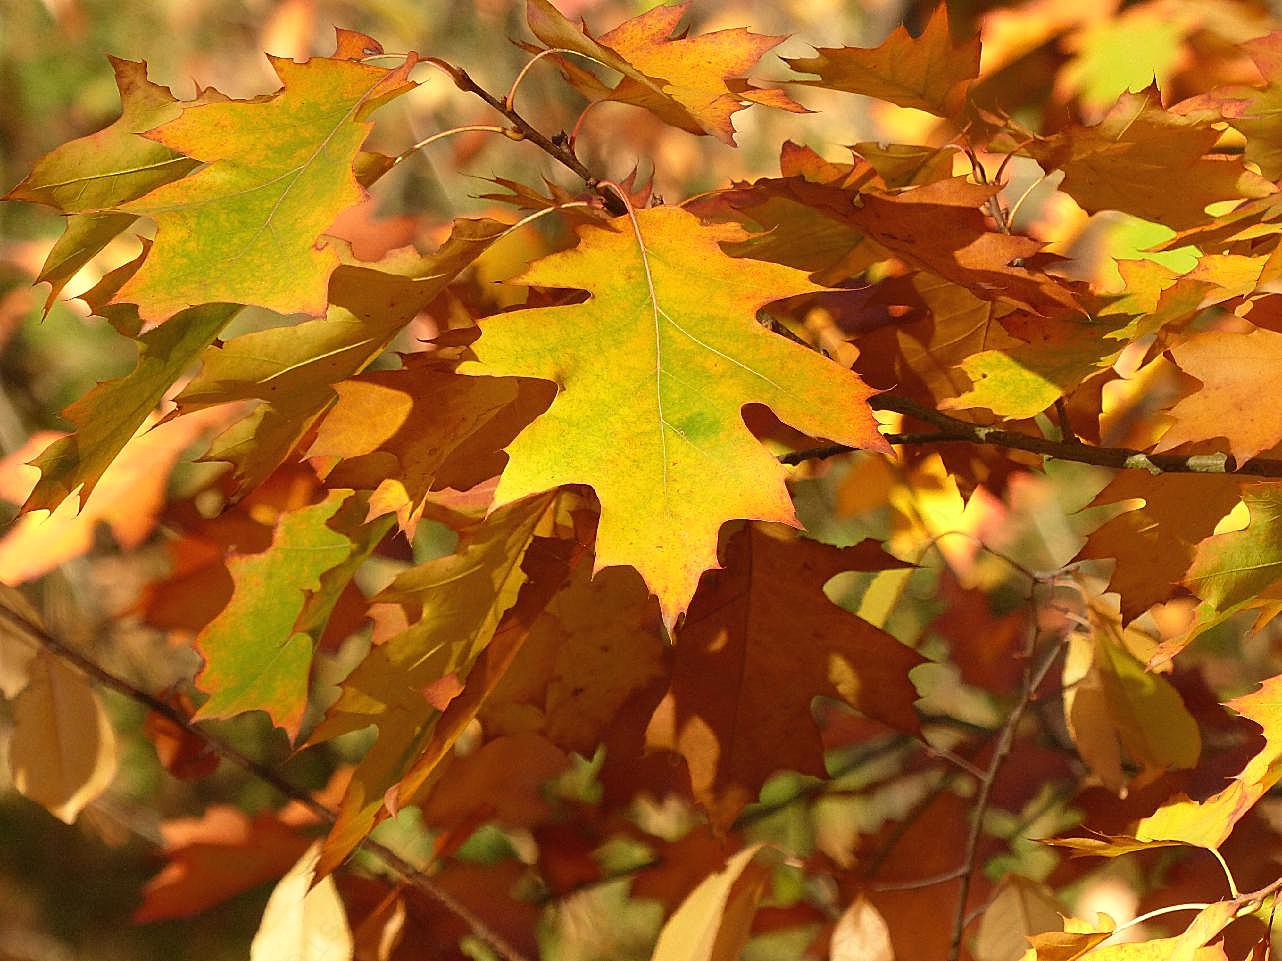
left=785, top=5, right=980, bottom=118
left=1023, top=87, right=1275, bottom=230
left=645, top=524, right=923, bottom=828
left=1157, top=327, right=1282, bottom=464
left=526, top=1, right=800, bottom=144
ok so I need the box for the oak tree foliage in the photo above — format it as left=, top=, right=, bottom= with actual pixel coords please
left=9, top=1, right=1282, bottom=958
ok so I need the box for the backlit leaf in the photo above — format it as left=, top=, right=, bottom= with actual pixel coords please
left=785, top=5, right=979, bottom=117
left=461, top=206, right=888, bottom=625
left=193, top=489, right=355, bottom=739
left=9, top=652, right=117, bottom=825
left=113, top=39, right=417, bottom=321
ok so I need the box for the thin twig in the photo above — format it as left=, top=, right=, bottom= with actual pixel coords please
left=1053, top=398, right=1078, bottom=444
left=423, top=56, right=627, bottom=217
left=781, top=392, right=1282, bottom=477
left=0, top=604, right=533, bottom=961
left=948, top=594, right=1066, bottom=961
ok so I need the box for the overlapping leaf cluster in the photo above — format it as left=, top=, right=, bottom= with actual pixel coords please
left=10, top=1, right=1282, bottom=958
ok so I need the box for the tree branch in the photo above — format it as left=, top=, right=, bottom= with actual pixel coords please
left=0, top=604, right=533, bottom=961
left=781, top=392, right=1282, bottom=477
left=425, top=56, right=628, bottom=217
left=948, top=592, right=1066, bottom=961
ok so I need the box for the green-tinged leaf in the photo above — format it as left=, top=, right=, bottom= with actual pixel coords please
left=32, top=212, right=137, bottom=314
left=943, top=327, right=1120, bottom=419
left=178, top=220, right=513, bottom=491
left=308, top=495, right=556, bottom=876
left=1185, top=484, right=1282, bottom=610
left=784, top=4, right=979, bottom=117
left=193, top=490, right=354, bottom=739
left=22, top=303, right=235, bottom=513
left=113, top=43, right=417, bottom=321
left=1061, top=602, right=1200, bottom=794
left=460, top=206, right=888, bottom=626
left=4, top=56, right=198, bottom=212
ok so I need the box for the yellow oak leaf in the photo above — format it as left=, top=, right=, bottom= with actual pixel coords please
left=460, top=206, right=888, bottom=626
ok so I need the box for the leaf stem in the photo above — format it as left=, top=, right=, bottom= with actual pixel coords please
left=393, top=124, right=516, bottom=165
left=948, top=602, right=1066, bottom=961
left=504, top=47, right=617, bottom=112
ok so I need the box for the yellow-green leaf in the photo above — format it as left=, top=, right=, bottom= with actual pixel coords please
left=193, top=490, right=354, bottom=739
left=460, top=206, right=888, bottom=626
left=114, top=43, right=416, bottom=322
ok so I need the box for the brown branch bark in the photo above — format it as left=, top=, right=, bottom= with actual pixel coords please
left=425, top=56, right=629, bottom=217
left=948, top=592, right=1066, bottom=961
left=781, top=393, right=1282, bottom=477
left=0, top=604, right=533, bottom=961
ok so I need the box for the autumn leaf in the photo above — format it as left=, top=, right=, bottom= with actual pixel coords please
left=525, top=0, right=800, bottom=144
left=480, top=561, right=665, bottom=755
left=1184, top=483, right=1282, bottom=611
left=112, top=38, right=417, bottom=322
left=19, top=301, right=235, bottom=514
left=0, top=408, right=229, bottom=583
left=973, top=877, right=1061, bottom=961
left=784, top=4, right=980, bottom=117
left=134, top=804, right=314, bottom=922
left=461, top=206, right=888, bottom=625
left=831, top=895, right=895, bottom=961
left=1196, top=31, right=1282, bottom=181
left=2, top=57, right=201, bottom=311
left=249, top=842, right=353, bottom=961
left=193, top=490, right=355, bottom=739
left=1156, top=327, right=1282, bottom=464
left=1076, top=473, right=1244, bottom=624
left=1061, top=602, right=1200, bottom=794
left=308, top=496, right=559, bottom=876
left=645, top=524, right=924, bottom=828
left=311, top=354, right=549, bottom=537
left=1132, top=673, right=1282, bottom=849
left=1021, top=86, right=1275, bottom=230
left=9, top=652, right=117, bottom=825
left=651, top=845, right=767, bottom=961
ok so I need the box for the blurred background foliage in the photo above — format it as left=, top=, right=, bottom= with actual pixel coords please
left=5, top=0, right=1282, bottom=958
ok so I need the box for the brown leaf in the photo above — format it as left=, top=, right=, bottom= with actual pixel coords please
left=645, top=524, right=923, bottom=829
left=1156, top=326, right=1282, bottom=463
left=1076, top=473, right=1244, bottom=624
left=785, top=5, right=979, bottom=118
left=1023, top=86, right=1275, bottom=230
